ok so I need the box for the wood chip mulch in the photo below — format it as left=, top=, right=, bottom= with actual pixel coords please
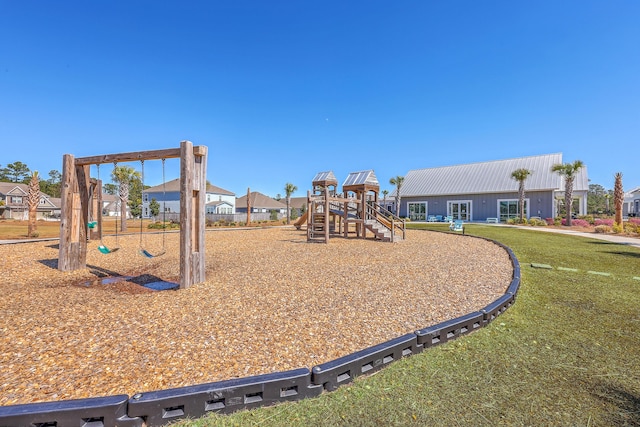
left=0, top=228, right=513, bottom=406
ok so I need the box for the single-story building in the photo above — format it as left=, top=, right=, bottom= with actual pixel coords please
left=393, top=153, right=589, bottom=222
left=0, top=182, right=60, bottom=220
left=142, top=179, right=236, bottom=218
left=236, top=191, right=287, bottom=216
left=623, top=187, right=640, bottom=217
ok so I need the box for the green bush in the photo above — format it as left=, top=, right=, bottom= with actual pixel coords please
left=612, top=223, right=623, bottom=234
left=594, top=225, right=611, bottom=234
left=528, top=218, right=547, bottom=226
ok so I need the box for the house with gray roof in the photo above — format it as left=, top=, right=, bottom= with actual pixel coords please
left=236, top=191, right=287, bottom=216
left=141, top=178, right=236, bottom=218
left=394, top=153, right=588, bottom=222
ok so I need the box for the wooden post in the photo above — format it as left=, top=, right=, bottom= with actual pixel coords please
left=179, top=140, right=207, bottom=289
left=59, top=155, right=89, bottom=271
left=324, top=185, right=330, bottom=243
left=246, top=187, right=251, bottom=226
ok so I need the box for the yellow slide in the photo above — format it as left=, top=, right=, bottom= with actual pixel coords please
left=293, top=210, right=308, bottom=230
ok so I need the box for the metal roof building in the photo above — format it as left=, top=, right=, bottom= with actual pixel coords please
left=394, top=153, right=588, bottom=222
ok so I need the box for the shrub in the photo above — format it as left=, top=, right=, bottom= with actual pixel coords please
left=594, top=218, right=614, bottom=227
left=579, top=215, right=595, bottom=224
left=561, top=218, right=590, bottom=227
left=624, top=222, right=638, bottom=234
left=528, top=218, right=547, bottom=226
left=545, top=218, right=555, bottom=226
left=612, top=223, right=623, bottom=234
left=629, top=218, right=640, bottom=226
left=594, top=225, right=611, bottom=234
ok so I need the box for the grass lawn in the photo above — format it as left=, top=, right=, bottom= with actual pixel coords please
left=173, top=223, right=640, bottom=426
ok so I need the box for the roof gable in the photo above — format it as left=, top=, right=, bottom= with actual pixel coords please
left=144, top=178, right=235, bottom=196
left=342, top=170, right=379, bottom=189
left=312, top=171, right=338, bottom=187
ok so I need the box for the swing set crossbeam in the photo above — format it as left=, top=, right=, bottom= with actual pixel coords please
left=73, top=146, right=207, bottom=166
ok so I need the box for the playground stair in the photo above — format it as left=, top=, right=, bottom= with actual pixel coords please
left=364, top=219, right=403, bottom=242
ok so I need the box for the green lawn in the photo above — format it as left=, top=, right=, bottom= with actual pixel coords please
left=174, top=224, right=640, bottom=426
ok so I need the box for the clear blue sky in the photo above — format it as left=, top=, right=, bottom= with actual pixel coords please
left=1, top=1, right=639, bottom=197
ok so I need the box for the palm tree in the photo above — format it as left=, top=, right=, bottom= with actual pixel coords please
left=614, top=172, right=624, bottom=227
left=111, top=165, right=141, bottom=232
left=382, top=189, right=389, bottom=210
left=284, top=182, right=298, bottom=224
left=27, top=171, right=40, bottom=237
left=389, top=176, right=404, bottom=216
left=551, top=160, right=584, bottom=226
left=510, top=168, right=532, bottom=223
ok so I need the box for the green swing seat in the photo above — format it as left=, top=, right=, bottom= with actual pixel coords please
left=98, top=244, right=119, bottom=254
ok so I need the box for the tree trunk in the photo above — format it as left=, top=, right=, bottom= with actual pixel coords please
left=286, top=196, right=291, bottom=224
left=518, top=181, right=525, bottom=223
left=564, top=177, right=574, bottom=227
left=27, top=173, right=40, bottom=237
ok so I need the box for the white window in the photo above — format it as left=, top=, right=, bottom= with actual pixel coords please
left=407, top=202, right=427, bottom=221
left=498, top=199, right=528, bottom=221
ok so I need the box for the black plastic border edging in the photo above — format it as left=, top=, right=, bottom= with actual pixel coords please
left=0, top=231, right=520, bottom=427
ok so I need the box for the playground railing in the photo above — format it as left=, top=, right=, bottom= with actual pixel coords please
left=365, top=201, right=406, bottom=241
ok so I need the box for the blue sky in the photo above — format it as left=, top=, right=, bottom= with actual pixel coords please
left=1, top=1, right=638, bottom=197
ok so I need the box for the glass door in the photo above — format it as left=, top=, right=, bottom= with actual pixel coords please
left=448, top=201, right=471, bottom=221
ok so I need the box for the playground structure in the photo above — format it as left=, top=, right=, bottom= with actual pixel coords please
left=57, top=140, right=208, bottom=289
left=296, top=170, right=406, bottom=243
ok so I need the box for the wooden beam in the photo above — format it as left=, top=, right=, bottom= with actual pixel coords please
left=73, top=143, right=206, bottom=166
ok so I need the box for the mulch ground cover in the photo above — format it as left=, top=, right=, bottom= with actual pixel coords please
left=0, top=228, right=513, bottom=406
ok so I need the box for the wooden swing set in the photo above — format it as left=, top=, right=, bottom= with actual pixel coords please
left=58, top=140, right=208, bottom=290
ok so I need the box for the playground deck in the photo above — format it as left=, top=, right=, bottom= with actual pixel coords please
left=0, top=228, right=512, bottom=406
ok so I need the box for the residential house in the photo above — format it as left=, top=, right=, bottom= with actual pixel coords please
left=236, top=191, right=287, bottom=216
left=393, top=153, right=589, bottom=222
left=141, top=178, right=236, bottom=218
left=287, top=196, right=307, bottom=218
left=0, top=182, right=60, bottom=220
left=101, top=193, right=131, bottom=218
